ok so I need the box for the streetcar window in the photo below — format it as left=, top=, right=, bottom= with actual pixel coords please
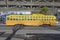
left=39, top=17, right=40, bottom=20
left=23, top=16, right=25, bottom=20
left=42, top=17, right=43, bottom=20
left=18, top=18, right=19, bottom=20
left=45, top=18, right=46, bottom=21
left=30, top=16, right=32, bottom=20
left=47, top=19, right=49, bottom=21
left=42, top=16, right=43, bottom=20
left=25, top=16, right=27, bottom=20
left=28, top=16, right=31, bottom=20
left=27, top=16, right=29, bottom=20
left=33, top=16, right=35, bottom=20
left=36, top=16, right=37, bottom=20
left=34, top=16, right=36, bottom=20
left=11, top=16, right=12, bottom=17
left=31, top=16, right=32, bottom=20
left=21, top=16, right=22, bottom=20
left=10, top=16, right=12, bottom=18
left=30, top=18, right=32, bottom=20
left=22, top=16, right=24, bottom=20
left=15, top=18, right=18, bottom=20
left=37, top=16, right=39, bottom=20
left=19, top=17, right=21, bottom=20
left=20, top=16, right=22, bottom=20
left=28, top=18, right=30, bottom=20
left=51, top=17, right=52, bottom=20
left=7, top=17, right=9, bottom=20
left=10, top=18, right=12, bottom=20
left=43, top=16, right=45, bottom=20
left=38, top=16, right=39, bottom=20
left=40, top=17, right=41, bottom=20
left=44, top=17, right=46, bottom=21
left=50, top=17, right=51, bottom=19
left=19, top=16, right=21, bottom=20
left=52, top=17, right=53, bottom=20
left=28, top=16, right=29, bottom=20
left=52, top=18, right=53, bottom=20
left=13, top=18, right=15, bottom=20
left=54, top=18, right=56, bottom=20
left=26, top=17, right=28, bottom=20
left=24, top=16, right=25, bottom=20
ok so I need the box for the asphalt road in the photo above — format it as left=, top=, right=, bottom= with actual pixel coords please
left=0, top=23, right=60, bottom=40
left=0, top=25, right=60, bottom=34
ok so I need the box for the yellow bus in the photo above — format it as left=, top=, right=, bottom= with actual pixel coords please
left=6, top=14, right=56, bottom=27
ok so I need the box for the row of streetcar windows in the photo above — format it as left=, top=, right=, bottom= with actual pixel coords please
left=6, top=16, right=55, bottom=20
left=7, top=18, right=55, bottom=20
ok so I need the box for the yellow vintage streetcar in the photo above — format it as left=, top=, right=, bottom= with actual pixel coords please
left=6, top=13, right=56, bottom=26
